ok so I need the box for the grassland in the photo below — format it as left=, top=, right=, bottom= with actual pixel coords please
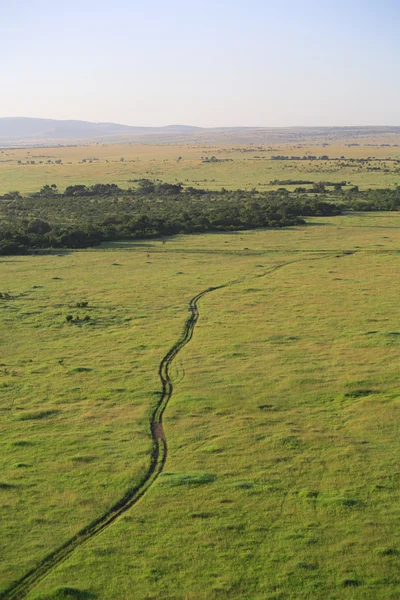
left=1, top=142, right=400, bottom=195
left=1, top=213, right=399, bottom=599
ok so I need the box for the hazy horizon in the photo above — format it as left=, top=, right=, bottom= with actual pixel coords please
left=2, top=117, right=400, bottom=130
left=2, top=0, right=400, bottom=128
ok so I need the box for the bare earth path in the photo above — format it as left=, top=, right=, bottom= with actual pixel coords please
left=1, top=284, right=224, bottom=600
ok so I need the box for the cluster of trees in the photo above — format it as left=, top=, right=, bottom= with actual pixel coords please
left=270, top=179, right=315, bottom=185
left=201, top=156, right=233, bottom=163
left=1, top=179, right=400, bottom=255
left=270, top=155, right=330, bottom=161
left=270, top=179, right=348, bottom=187
left=0, top=180, right=341, bottom=255
left=343, top=186, right=400, bottom=211
left=17, top=159, right=62, bottom=165
left=32, top=183, right=124, bottom=198
left=270, top=155, right=400, bottom=164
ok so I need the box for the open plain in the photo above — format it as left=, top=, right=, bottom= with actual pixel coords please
left=1, top=211, right=400, bottom=599
left=1, top=139, right=400, bottom=196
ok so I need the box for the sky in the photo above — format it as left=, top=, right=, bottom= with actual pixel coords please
left=1, top=0, right=400, bottom=127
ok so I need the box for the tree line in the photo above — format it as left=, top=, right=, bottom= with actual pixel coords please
left=1, top=179, right=399, bottom=255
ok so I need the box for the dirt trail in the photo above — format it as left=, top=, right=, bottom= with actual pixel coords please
left=1, top=286, right=223, bottom=600
left=2, top=255, right=340, bottom=599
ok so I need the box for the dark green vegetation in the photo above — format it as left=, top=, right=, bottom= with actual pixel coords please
left=0, top=181, right=344, bottom=254
left=2, top=179, right=400, bottom=254
left=1, top=214, right=400, bottom=599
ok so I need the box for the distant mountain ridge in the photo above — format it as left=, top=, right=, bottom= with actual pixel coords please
left=0, top=117, right=203, bottom=143
left=1, top=117, right=400, bottom=146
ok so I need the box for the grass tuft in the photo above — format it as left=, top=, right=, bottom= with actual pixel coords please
left=159, top=472, right=216, bottom=486
left=15, top=410, right=60, bottom=421
left=34, top=586, right=96, bottom=599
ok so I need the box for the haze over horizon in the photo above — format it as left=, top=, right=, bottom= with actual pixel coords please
left=2, top=0, right=400, bottom=128
left=3, top=117, right=400, bottom=130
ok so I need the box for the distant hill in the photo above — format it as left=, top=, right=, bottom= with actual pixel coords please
left=0, top=117, right=204, bottom=144
left=1, top=117, right=400, bottom=146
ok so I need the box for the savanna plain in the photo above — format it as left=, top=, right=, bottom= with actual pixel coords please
left=1, top=141, right=400, bottom=600
left=2, top=138, right=400, bottom=195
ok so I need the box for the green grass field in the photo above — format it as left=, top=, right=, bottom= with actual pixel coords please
left=1, top=142, right=400, bottom=195
left=1, top=213, right=399, bottom=599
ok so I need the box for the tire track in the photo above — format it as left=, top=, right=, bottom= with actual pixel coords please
left=2, top=253, right=344, bottom=599
left=1, top=286, right=222, bottom=600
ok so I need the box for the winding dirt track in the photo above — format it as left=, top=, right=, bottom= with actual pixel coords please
left=1, top=286, right=223, bottom=600
left=2, top=256, right=337, bottom=599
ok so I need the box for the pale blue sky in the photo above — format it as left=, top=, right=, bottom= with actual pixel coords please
left=1, top=0, right=399, bottom=126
